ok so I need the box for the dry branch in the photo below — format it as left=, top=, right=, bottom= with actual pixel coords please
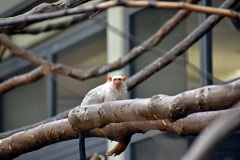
left=0, top=107, right=239, bottom=159
left=10, top=13, right=90, bottom=34
left=0, top=65, right=51, bottom=95
left=0, top=0, right=92, bottom=33
left=0, top=109, right=70, bottom=139
left=127, top=0, right=237, bottom=90
left=9, top=0, right=198, bottom=34
left=0, top=0, right=239, bottom=31
left=0, top=0, right=234, bottom=89
left=181, top=108, right=240, bottom=160
left=0, top=119, right=77, bottom=160
left=0, top=0, right=195, bottom=81
left=68, top=79, right=240, bottom=132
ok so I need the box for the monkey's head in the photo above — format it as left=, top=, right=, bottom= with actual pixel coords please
left=108, top=75, right=127, bottom=89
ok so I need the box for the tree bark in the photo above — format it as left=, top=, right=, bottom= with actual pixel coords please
left=0, top=108, right=239, bottom=160
left=68, top=79, right=240, bottom=132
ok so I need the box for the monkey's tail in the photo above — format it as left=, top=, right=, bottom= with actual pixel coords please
left=79, top=133, right=87, bottom=160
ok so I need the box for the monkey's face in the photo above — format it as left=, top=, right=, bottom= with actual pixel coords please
left=113, top=77, right=123, bottom=89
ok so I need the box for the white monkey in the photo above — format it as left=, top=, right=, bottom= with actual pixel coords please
left=79, top=76, right=127, bottom=160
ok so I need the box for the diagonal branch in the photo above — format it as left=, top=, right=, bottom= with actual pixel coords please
left=0, top=0, right=92, bottom=33
left=181, top=107, right=240, bottom=160
left=0, top=109, right=70, bottom=139
left=126, top=0, right=237, bottom=90
left=0, top=64, right=51, bottom=95
left=9, top=13, right=90, bottom=34
left=9, top=0, right=107, bottom=35
left=68, top=79, right=240, bottom=132
left=0, top=0, right=195, bottom=81
left=0, top=1, right=239, bottom=30
left=0, top=0, right=235, bottom=140
left=0, top=107, right=238, bottom=159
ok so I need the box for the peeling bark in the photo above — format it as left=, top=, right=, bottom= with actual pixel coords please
left=0, top=108, right=238, bottom=159
left=0, top=119, right=78, bottom=160
left=68, top=79, right=240, bottom=132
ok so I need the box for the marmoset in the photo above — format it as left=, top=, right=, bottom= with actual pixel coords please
left=79, top=76, right=127, bottom=160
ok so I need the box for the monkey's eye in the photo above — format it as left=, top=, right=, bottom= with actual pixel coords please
left=113, top=79, right=117, bottom=81
left=117, top=78, right=122, bottom=81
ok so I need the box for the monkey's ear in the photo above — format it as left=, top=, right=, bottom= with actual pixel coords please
left=123, top=76, right=127, bottom=81
left=108, top=77, right=112, bottom=81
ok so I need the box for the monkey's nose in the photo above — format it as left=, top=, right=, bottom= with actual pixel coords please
left=115, top=82, right=121, bottom=87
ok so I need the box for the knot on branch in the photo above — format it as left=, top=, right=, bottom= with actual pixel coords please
left=149, top=94, right=168, bottom=119
left=68, top=106, right=89, bottom=133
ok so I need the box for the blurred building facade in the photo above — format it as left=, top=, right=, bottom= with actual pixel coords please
left=0, top=0, right=240, bottom=160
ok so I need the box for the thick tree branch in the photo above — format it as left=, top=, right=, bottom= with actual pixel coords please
left=181, top=108, right=240, bottom=160
left=0, top=73, right=238, bottom=140
left=127, top=0, right=237, bottom=90
left=0, top=108, right=239, bottom=159
left=0, top=1, right=239, bottom=30
left=0, top=0, right=92, bottom=33
left=10, top=0, right=107, bottom=35
left=0, top=109, right=70, bottom=139
left=10, top=13, right=90, bottom=35
left=9, top=0, right=197, bottom=35
left=1, top=0, right=232, bottom=89
left=102, top=108, right=239, bottom=156
left=0, top=119, right=77, bottom=160
left=0, top=65, right=51, bottom=95
left=68, top=79, right=240, bottom=132
left=0, top=2, right=199, bottom=138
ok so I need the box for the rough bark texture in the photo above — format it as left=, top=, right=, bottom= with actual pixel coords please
left=0, top=119, right=78, bottom=160
left=0, top=108, right=239, bottom=160
left=0, top=109, right=70, bottom=139
left=0, top=0, right=239, bottom=159
left=68, top=79, right=240, bottom=132
left=0, top=0, right=91, bottom=33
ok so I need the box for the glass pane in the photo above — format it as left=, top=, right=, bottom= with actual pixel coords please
left=3, top=68, right=47, bottom=131
left=57, top=30, right=107, bottom=113
left=131, top=133, right=188, bottom=160
left=212, top=18, right=240, bottom=82
left=187, top=0, right=240, bottom=89
left=130, top=8, right=187, bottom=97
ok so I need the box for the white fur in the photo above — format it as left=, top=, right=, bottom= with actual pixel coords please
left=81, top=76, right=127, bottom=106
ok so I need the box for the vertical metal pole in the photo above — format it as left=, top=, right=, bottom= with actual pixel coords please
left=46, top=54, right=57, bottom=117
left=199, top=0, right=213, bottom=86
